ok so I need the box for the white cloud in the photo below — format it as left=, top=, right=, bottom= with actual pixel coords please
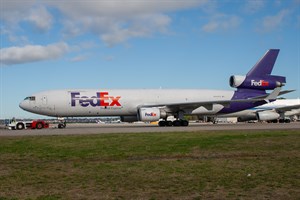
left=0, top=26, right=29, bottom=44
left=27, top=6, right=53, bottom=32
left=0, top=0, right=36, bottom=24
left=69, top=55, right=87, bottom=62
left=258, top=9, right=290, bottom=32
left=1, top=0, right=208, bottom=46
left=50, top=1, right=206, bottom=19
left=53, top=1, right=205, bottom=46
left=101, top=14, right=171, bottom=46
left=202, top=14, right=242, bottom=33
left=1, top=1, right=53, bottom=43
left=243, top=0, right=265, bottom=13
left=0, top=42, right=69, bottom=65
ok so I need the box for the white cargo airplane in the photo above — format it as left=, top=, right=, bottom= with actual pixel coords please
left=19, top=49, right=292, bottom=127
left=221, top=98, right=300, bottom=123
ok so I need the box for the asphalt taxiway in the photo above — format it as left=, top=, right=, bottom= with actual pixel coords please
left=1, top=122, right=300, bottom=137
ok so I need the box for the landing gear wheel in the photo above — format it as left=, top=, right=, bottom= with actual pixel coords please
left=173, top=120, right=189, bottom=126
left=159, top=121, right=166, bottom=127
left=181, top=120, right=189, bottom=126
left=58, top=123, right=66, bottom=129
left=172, top=120, right=181, bottom=126
left=159, top=120, right=189, bottom=127
left=166, top=121, right=173, bottom=126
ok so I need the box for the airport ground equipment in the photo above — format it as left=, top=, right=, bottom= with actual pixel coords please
left=6, top=119, right=49, bottom=130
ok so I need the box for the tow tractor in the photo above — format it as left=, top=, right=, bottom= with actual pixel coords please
left=6, top=118, right=49, bottom=130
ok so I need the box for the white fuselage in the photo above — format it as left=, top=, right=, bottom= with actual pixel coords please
left=20, top=89, right=235, bottom=117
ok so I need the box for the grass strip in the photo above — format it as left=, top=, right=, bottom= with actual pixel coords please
left=0, top=130, right=299, bottom=199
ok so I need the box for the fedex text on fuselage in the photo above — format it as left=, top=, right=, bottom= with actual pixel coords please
left=71, top=92, right=121, bottom=107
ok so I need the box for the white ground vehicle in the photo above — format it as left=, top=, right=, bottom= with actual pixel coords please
left=5, top=118, right=49, bottom=130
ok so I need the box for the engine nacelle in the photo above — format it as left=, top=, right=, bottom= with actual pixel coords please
left=138, top=107, right=166, bottom=122
left=237, top=115, right=257, bottom=122
left=229, top=75, right=246, bottom=88
left=120, top=116, right=138, bottom=123
left=256, top=111, right=280, bottom=121
left=229, top=75, right=285, bottom=90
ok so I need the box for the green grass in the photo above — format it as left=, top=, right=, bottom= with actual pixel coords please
left=0, top=130, right=299, bottom=199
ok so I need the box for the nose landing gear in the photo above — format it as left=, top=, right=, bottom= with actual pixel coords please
left=57, top=118, right=66, bottom=129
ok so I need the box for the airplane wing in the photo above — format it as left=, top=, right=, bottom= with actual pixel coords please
left=275, top=104, right=300, bottom=112
left=250, top=89, right=295, bottom=100
left=141, top=87, right=283, bottom=112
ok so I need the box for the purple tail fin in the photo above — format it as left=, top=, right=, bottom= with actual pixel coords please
left=246, top=49, right=279, bottom=77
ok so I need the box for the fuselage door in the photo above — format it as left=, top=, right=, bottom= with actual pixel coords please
left=42, top=96, right=47, bottom=105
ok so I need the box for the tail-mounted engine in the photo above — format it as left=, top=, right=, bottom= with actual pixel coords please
left=229, top=75, right=285, bottom=90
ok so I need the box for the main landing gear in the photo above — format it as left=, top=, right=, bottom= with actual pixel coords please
left=158, top=111, right=189, bottom=127
left=158, top=119, right=189, bottom=127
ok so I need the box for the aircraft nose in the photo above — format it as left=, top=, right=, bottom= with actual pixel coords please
left=19, top=100, right=30, bottom=111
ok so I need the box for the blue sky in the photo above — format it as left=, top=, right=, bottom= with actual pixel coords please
left=1, top=0, right=300, bottom=119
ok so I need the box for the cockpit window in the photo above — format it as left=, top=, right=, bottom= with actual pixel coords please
left=24, top=96, right=36, bottom=101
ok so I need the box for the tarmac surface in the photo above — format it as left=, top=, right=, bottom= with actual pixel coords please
left=1, top=122, right=300, bottom=137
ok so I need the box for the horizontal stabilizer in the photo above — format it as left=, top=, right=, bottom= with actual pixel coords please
left=264, top=87, right=281, bottom=102
left=250, top=89, right=295, bottom=100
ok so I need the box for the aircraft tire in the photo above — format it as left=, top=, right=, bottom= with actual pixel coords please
left=166, top=121, right=173, bottom=126
left=181, top=120, right=189, bottom=126
left=158, top=121, right=166, bottom=127
left=172, top=120, right=181, bottom=126
left=58, top=123, right=66, bottom=129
